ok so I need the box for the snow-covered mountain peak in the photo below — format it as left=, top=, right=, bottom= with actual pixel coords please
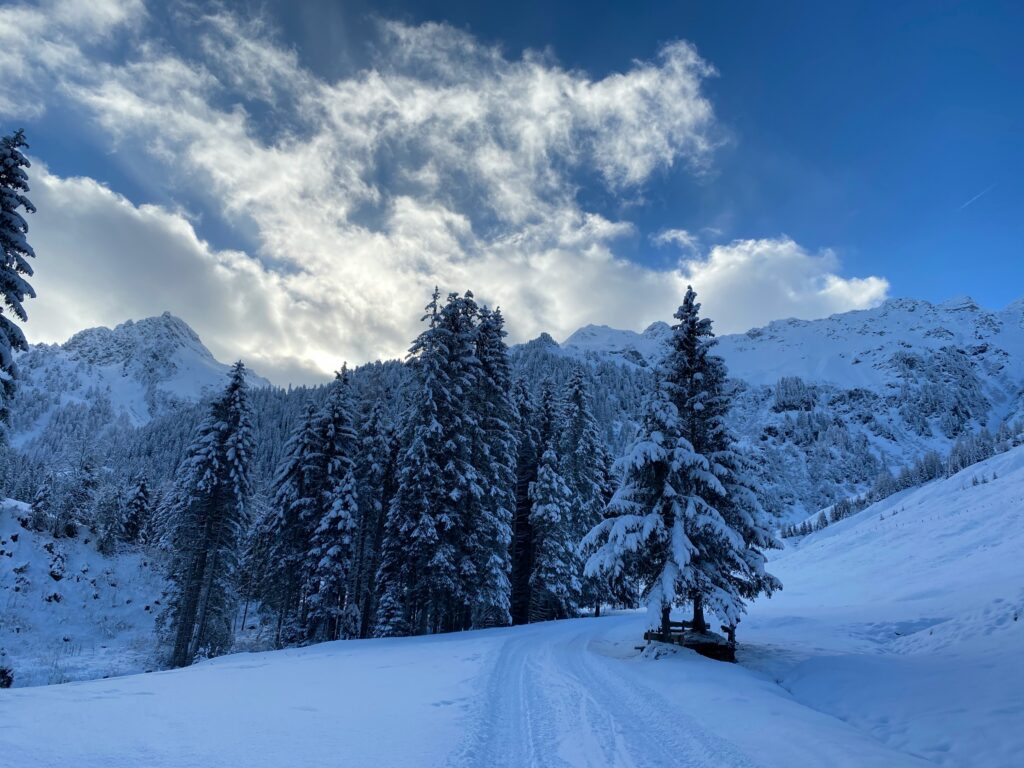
left=641, top=321, right=672, bottom=340
left=62, top=312, right=216, bottom=370
left=937, top=294, right=981, bottom=312
left=11, top=314, right=269, bottom=449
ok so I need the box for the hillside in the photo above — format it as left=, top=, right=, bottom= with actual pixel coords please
left=2, top=444, right=1021, bottom=766
left=0, top=500, right=165, bottom=687
left=7, top=298, right=1023, bottom=522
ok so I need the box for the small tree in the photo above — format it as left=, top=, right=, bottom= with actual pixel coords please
left=123, top=475, right=152, bottom=543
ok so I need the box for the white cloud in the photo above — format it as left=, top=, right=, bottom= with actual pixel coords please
left=652, top=228, right=700, bottom=252
left=4, top=6, right=889, bottom=382
left=678, top=238, right=889, bottom=333
left=0, top=0, right=144, bottom=117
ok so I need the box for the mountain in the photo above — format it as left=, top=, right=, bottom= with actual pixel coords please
left=9, top=312, right=269, bottom=454
left=536, top=296, right=1024, bottom=518
left=561, top=321, right=672, bottom=368
left=560, top=295, right=1024, bottom=391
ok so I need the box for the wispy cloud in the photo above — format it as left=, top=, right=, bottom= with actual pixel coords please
left=959, top=184, right=995, bottom=210
left=651, top=228, right=700, bottom=253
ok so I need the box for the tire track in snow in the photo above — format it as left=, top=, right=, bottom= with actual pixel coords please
left=447, top=617, right=763, bottom=768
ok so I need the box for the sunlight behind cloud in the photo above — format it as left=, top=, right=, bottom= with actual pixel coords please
left=1, top=2, right=888, bottom=382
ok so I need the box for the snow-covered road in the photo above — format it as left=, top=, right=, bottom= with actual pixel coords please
left=449, top=618, right=761, bottom=768
left=447, top=614, right=926, bottom=768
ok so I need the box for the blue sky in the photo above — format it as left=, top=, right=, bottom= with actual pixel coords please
left=1, top=0, right=1020, bottom=382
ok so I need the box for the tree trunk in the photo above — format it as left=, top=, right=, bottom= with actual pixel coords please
left=660, top=603, right=671, bottom=640
left=691, top=593, right=707, bottom=633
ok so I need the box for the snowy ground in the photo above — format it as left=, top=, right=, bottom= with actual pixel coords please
left=3, top=447, right=1022, bottom=767
left=741, top=445, right=1024, bottom=768
left=1, top=614, right=927, bottom=768
left=0, top=500, right=165, bottom=686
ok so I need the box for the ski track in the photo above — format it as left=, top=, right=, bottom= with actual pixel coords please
left=449, top=617, right=762, bottom=768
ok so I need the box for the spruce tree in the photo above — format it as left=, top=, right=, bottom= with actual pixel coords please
left=160, top=361, right=254, bottom=667
left=352, top=398, right=398, bottom=638
left=94, top=483, right=126, bottom=555
left=558, top=368, right=607, bottom=615
left=262, top=402, right=322, bottom=645
left=468, top=306, right=516, bottom=628
left=304, top=369, right=360, bottom=642
left=509, top=378, right=540, bottom=625
left=306, top=465, right=359, bottom=641
left=122, top=475, right=151, bottom=544
left=29, top=475, right=54, bottom=533
left=376, top=291, right=478, bottom=635
left=528, top=445, right=579, bottom=621
left=585, top=287, right=779, bottom=639
left=0, top=130, right=36, bottom=431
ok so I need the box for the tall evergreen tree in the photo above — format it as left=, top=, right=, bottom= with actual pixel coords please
left=304, top=369, right=360, bottom=642
left=352, top=398, right=398, bottom=638
left=661, top=289, right=780, bottom=631
left=262, top=402, right=322, bottom=645
left=375, top=290, right=516, bottom=636
left=0, top=130, right=36, bottom=431
left=585, top=287, right=779, bottom=639
left=558, top=368, right=610, bottom=615
left=528, top=446, right=579, bottom=621
left=509, top=378, right=540, bottom=625
left=468, top=306, right=516, bottom=628
left=160, top=362, right=254, bottom=667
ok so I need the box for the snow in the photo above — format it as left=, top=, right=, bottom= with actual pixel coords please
left=0, top=615, right=927, bottom=768
left=558, top=295, right=1024, bottom=398
left=742, top=443, right=1024, bottom=767
left=10, top=312, right=269, bottom=444
left=4, top=444, right=1022, bottom=765
left=0, top=500, right=165, bottom=686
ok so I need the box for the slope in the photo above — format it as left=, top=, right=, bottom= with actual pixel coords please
left=0, top=500, right=166, bottom=687
left=0, top=613, right=928, bottom=768
left=10, top=312, right=269, bottom=453
left=743, top=443, right=1024, bottom=767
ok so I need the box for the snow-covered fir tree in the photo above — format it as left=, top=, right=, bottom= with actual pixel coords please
left=375, top=290, right=516, bottom=636
left=528, top=445, right=580, bottom=621
left=122, top=475, right=151, bottom=544
left=28, top=474, right=54, bottom=533
left=558, top=367, right=609, bottom=615
left=350, top=397, right=398, bottom=638
left=160, top=361, right=254, bottom=667
left=261, top=402, right=322, bottom=645
left=0, top=130, right=36, bottom=432
left=468, top=306, right=516, bottom=628
left=304, top=369, right=360, bottom=642
left=305, top=465, right=359, bottom=641
left=509, top=377, right=540, bottom=625
left=585, top=287, right=779, bottom=639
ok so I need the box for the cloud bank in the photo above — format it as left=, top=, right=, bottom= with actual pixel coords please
left=2, top=1, right=888, bottom=383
